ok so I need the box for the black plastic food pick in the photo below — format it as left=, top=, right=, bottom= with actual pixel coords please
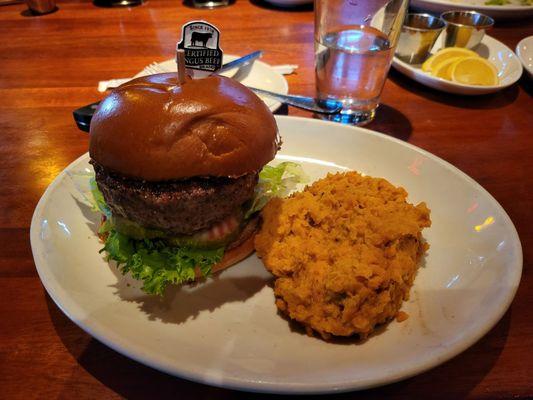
left=176, top=21, right=224, bottom=79
left=74, top=21, right=226, bottom=132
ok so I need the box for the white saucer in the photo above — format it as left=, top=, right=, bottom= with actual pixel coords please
left=134, top=55, right=289, bottom=112
left=516, top=36, right=533, bottom=78
left=392, top=34, right=523, bottom=95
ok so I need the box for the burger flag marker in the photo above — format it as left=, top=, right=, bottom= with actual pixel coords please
left=176, top=49, right=187, bottom=85
left=176, top=21, right=223, bottom=79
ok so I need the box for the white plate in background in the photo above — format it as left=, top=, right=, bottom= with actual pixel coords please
left=133, top=55, right=289, bottom=112
left=262, top=0, right=312, bottom=7
left=31, top=116, right=522, bottom=394
left=516, top=36, right=533, bottom=78
left=411, top=0, right=533, bottom=19
left=392, top=34, right=523, bottom=95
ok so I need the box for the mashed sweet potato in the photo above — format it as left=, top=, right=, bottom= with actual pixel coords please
left=254, top=172, right=431, bottom=340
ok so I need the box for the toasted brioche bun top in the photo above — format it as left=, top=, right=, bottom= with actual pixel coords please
left=89, top=74, right=279, bottom=181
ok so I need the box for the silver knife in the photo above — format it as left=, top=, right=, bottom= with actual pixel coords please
left=215, top=50, right=263, bottom=75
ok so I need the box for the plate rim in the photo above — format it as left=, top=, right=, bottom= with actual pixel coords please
left=392, top=34, right=523, bottom=95
left=30, top=115, right=523, bottom=394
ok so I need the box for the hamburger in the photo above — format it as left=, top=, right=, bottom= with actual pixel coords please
left=88, top=73, right=289, bottom=295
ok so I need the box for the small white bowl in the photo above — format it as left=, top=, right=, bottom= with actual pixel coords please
left=392, top=34, right=523, bottom=95
left=516, top=36, right=533, bottom=78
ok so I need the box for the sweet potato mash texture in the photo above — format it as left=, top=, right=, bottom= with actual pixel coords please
left=255, top=172, right=431, bottom=339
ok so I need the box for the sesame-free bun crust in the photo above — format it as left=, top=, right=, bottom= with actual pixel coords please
left=89, top=74, right=279, bottom=181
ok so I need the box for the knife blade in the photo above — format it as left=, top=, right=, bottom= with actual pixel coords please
left=216, top=50, right=263, bottom=75
left=98, top=50, right=263, bottom=92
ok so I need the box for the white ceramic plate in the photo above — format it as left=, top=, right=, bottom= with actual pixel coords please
left=392, top=34, right=523, bottom=95
left=133, top=55, right=288, bottom=112
left=263, top=0, right=312, bottom=7
left=31, top=116, right=522, bottom=394
left=516, top=36, right=533, bottom=78
left=411, top=0, right=533, bottom=19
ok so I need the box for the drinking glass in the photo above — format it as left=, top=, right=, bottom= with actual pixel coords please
left=26, top=0, right=57, bottom=14
left=315, top=0, right=408, bottom=125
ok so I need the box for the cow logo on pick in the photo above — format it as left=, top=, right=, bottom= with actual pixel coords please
left=177, top=21, right=223, bottom=79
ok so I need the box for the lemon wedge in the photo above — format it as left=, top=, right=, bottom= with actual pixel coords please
left=433, top=57, right=463, bottom=80
left=450, top=57, right=499, bottom=86
left=420, top=47, right=500, bottom=86
left=422, top=47, right=479, bottom=73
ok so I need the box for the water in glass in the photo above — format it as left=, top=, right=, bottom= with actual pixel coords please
left=315, top=25, right=394, bottom=125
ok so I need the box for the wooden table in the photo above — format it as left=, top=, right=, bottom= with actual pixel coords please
left=1, top=0, right=532, bottom=397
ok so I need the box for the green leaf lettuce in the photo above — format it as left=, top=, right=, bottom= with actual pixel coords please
left=101, top=230, right=224, bottom=295
left=77, top=161, right=306, bottom=295
left=245, top=161, right=307, bottom=218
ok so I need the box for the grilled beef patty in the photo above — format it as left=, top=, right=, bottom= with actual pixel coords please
left=92, top=161, right=258, bottom=235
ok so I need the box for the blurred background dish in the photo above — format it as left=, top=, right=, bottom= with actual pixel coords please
left=261, top=0, right=312, bottom=7
left=410, top=0, right=533, bottom=19
left=392, top=34, right=523, bottom=94
left=516, top=36, right=533, bottom=78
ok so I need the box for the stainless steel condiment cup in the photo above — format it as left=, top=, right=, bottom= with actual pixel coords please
left=395, top=13, right=446, bottom=64
left=441, top=10, right=494, bottom=49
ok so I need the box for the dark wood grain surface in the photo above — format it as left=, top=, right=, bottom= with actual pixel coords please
left=0, top=0, right=532, bottom=398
